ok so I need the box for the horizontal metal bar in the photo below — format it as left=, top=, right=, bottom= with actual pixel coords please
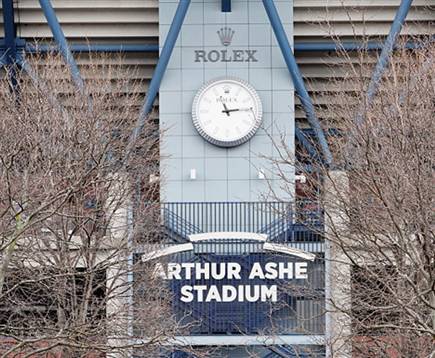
left=25, top=43, right=159, bottom=53
left=293, top=39, right=431, bottom=52
left=147, top=335, right=325, bottom=346
left=4, top=39, right=430, bottom=55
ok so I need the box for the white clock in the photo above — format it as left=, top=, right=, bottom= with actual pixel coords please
left=192, top=77, right=263, bottom=147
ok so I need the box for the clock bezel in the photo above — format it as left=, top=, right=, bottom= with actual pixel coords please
left=192, top=76, right=263, bottom=148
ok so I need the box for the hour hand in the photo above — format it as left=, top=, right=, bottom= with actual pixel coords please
left=221, top=99, right=230, bottom=116
left=222, top=108, right=240, bottom=113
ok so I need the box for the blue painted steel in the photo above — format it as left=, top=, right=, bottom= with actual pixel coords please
left=130, top=0, right=190, bottom=146
left=20, top=40, right=431, bottom=55
left=25, top=43, right=159, bottom=53
left=221, top=0, right=231, bottom=12
left=365, top=0, right=413, bottom=105
left=295, top=126, right=321, bottom=163
left=261, top=0, right=333, bottom=166
left=2, top=0, right=16, bottom=65
left=38, top=0, right=84, bottom=92
left=293, top=39, right=431, bottom=52
left=19, top=40, right=432, bottom=55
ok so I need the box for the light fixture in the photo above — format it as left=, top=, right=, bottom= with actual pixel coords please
left=258, top=168, right=266, bottom=180
left=295, top=174, right=307, bottom=184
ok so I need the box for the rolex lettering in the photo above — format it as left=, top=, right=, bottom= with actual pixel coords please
left=194, top=50, right=258, bottom=63
left=194, top=27, right=258, bottom=63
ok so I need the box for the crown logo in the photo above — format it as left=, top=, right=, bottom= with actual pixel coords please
left=223, top=85, right=231, bottom=94
left=217, top=27, right=235, bottom=47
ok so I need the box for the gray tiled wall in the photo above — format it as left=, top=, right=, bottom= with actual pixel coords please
left=160, top=0, right=294, bottom=202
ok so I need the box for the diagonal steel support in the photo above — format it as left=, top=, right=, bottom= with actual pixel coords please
left=38, top=0, right=84, bottom=93
left=267, top=345, right=296, bottom=358
left=365, top=0, right=414, bottom=104
left=295, top=126, right=322, bottom=163
left=129, top=0, right=191, bottom=147
left=262, top=0, right=333, bottom=166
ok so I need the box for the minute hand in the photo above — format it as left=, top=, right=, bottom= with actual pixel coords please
left=238, top=107, right=254, bottom=112
left=221, top=107, right=253, bottom=113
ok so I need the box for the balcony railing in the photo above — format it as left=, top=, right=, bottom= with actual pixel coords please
left=158, top=201, right=323, bottom=244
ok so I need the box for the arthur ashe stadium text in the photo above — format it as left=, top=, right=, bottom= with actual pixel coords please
left=154, top=262, right=308, bottom=303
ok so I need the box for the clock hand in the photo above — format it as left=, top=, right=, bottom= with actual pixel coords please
left=222, top=108, right=240, bottom=113
left=221, top=98, right=230, bottom=116
left=238, top=107, right=254, bottom=112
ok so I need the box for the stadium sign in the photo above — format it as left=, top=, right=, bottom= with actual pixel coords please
left=154, top=261, right=309, bottom=303
left=142, top=232, right=315, bottom=304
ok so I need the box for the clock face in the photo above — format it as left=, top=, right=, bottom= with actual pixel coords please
left=192, top=77, right=263, bottom=147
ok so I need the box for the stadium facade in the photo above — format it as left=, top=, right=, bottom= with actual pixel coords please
left=0, top=1, right=433, bottom=357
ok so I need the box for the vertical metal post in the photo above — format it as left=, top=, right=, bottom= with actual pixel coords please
left=222, top=0, right=231, bottom=12
left=129, top=0, right=191, bottom=147
left=262, top=0, right=333, bottom=166
left=38, top=0, right=84, bottom=92
left=2, top=0, right=16, bottom=64
left=365, top=0, right=414, bottom=104
left=2, top=0, right=18, bottom=88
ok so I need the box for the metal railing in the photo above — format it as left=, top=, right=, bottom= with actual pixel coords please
left=159, top=201, right=323, bottom=244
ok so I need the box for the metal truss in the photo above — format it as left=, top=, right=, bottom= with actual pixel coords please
left=0, top=0, right=418, bottom=166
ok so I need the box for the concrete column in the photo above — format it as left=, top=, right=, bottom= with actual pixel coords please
left=324, top=170, right=352, bottom=358
left=106, top=264, right=131, bottom=358
left=104, top=173, right=132, bottom=357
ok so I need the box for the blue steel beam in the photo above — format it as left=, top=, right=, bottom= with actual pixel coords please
left=17, top=39, right=432, bottom=55
left=25, top=43, right=159, bottom=53
left=2, top=0, right=18, bottom=90
left=293, top=39, right=432, bottom=52
left=262, top=0, right=333, bottom=166
left=2, top=0, right=16, bottom=65
left=365, top=0, right=413, bottom=105
left=129, top=0, right=191, bottom=146
left=295, top=126, right=321, bottom=163
left=222, top=0, right=231, bottom=12
left=38, top=0, right=84, bottom=92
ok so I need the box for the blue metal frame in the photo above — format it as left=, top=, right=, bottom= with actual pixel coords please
left=222, top=0, right=231, bottom=12
left=0, top=0, right=422, bottom=167
left=365, top=0, right=413, bottom=105
left=129, top=0, right=191, bottom=146
left=2, top=0, right=16, bottom=65
left=17, top=40, right=431, bottom=55
left=295, top=126, right=321, bottom=163
left=261, top=0, right=333, bottom=166
left=1, top=0, right=18, bottom=90
left=25, top=43, right=159, bottom=53
left=38, top=0, right=84, bottom=92
left=293, top=39, right=431, bottom=52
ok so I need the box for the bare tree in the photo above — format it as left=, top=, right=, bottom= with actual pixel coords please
left=269, top=40, right=434, bottom=357
left=0, top=53, right=184, bottom=357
